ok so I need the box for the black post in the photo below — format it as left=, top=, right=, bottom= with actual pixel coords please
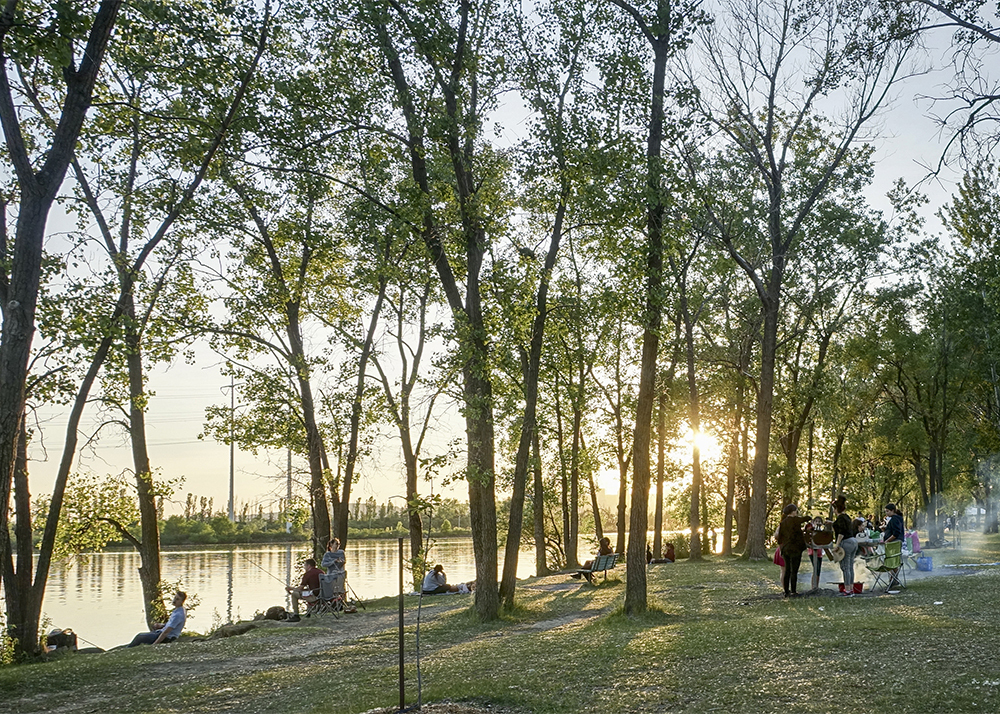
left=399, top=536, right=405, bottom=711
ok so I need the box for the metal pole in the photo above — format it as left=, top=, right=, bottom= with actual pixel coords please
left=286, top=444, right=292, bottom=534
left=399, top=537, right=405, bottom=711
left=229, top=375, right=235, bottom=522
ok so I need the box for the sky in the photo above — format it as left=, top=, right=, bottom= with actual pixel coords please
left=23, top=11, right=983, bottom=518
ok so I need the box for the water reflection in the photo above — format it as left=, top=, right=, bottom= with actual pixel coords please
left=15, top=538, right=534, bottom=651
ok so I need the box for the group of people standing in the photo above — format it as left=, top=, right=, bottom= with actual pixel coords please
left=775, top=497, right=904, bottom=597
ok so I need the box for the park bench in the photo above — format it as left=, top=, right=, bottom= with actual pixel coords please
left=574, top=553, right=622, bottom=583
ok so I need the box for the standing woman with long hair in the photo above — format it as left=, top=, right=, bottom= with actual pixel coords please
left=832, top=496, right=859, bottom=597
left=777, top=504, right=810, bottom=597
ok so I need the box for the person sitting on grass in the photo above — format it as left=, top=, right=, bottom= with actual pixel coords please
left=127, top=591, right=186, bottom=647
left=285, top=558, right=321, bottom=622
left=647, top=542, right=675, bottom=565
left=422, top=564, right=464, bottom=594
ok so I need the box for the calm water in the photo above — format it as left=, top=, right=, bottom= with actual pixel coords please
left=28, top=538, right=535, bottom=650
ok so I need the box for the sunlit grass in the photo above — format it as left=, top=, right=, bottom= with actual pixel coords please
left=3, top=533, right=1000, bottom=712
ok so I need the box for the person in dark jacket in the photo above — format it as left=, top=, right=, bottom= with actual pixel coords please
left=883, top=503, right=904, bottom=543
left=777, top=504, right=811, bottom=597
left=883, top=503, right=905, bottom=589
left=831, top=495, right=859, bottom=596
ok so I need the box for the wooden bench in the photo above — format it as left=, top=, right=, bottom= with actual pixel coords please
left=573, top=553, right=622, bottom=583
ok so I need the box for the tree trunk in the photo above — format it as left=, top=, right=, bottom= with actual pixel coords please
left=746, top=272, right=783, bottom=560
left=336, top=275, right=387, bottom=549
left=500, top=201, right=564, bottom=606
left=587, top=452, right=605, bottom=543
left=297, top=369, right=332, bottom=556
left=1, top=418, right=41, bottom=657
left=616, top=447, right=628, bottom=554
left=464, top=336, right=499, bottom=620
left=532, top=430, right=549, bottom=576
left=682, top=292, right=703, bottom=560
left=124, top=309, right=164, bottom=628
left=723, top=364, right=746, bottom=555
left=569, top=394, right=582, bottom=566
left=554, top=376, right=570, bottom=567
left=0, top=4, right=123, bottom=659
left=404, top=442, right=424, bottom=588
left=624, top=7, right=670, bottom=616
left=654, top=380, right=666, bottom=558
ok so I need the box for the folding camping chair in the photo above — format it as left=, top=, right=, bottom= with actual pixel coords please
left=901, top=530, right=922, bottom=573
left=863, top=540, right=905, bottom=592
left=307, top=571, right=347, bottom=617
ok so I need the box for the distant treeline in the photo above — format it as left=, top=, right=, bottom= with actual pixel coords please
left=153, top=495, right=473, bottom=546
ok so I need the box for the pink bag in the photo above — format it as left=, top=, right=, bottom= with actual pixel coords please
left=773, top=545, right=785, bottom=567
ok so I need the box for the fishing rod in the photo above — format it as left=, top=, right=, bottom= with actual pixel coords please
left=346, top=579, right=366, bottom=610
left=238, top=552, right=291, bottom=586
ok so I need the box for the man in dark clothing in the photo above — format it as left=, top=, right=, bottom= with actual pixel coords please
left=883, top=504, right=904, bottom=543
left=883, top=504, right=905, bottom=589
left=286, top=559, right=321, bottom=621
left=777, top=504, right=811, bottom=597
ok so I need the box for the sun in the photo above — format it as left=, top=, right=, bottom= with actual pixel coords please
left=685, top=428, right=723, bottom=463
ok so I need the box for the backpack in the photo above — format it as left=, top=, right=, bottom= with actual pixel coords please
left=46, top=628, right=78, bottom=651
left=264, top=605, right=288, bottom=621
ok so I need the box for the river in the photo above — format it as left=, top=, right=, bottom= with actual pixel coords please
left=23, top=538, right=534, bottom=651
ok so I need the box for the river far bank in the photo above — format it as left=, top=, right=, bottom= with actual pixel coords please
left=3, top=533, right=999, bottom=713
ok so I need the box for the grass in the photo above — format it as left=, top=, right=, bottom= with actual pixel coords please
left=3, top=533, right=1000, bottom=713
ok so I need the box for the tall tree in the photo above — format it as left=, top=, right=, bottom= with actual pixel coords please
left=0, top=0, right=123, bottom=658
left=497, top=0, right=593, bottom=608
left=199, top=171, right=340, bottom=557
left=63, top=0, right=270, bottom=628
left=607, top=0, right=703, bottom=614
left=358, top=0, right=507, bottom=619
left=688, top=0, right=920, bottom=559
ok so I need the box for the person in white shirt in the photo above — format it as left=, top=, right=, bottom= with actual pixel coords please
left=422, top=564, right=459, bottom=595
left=128, top=591, right=186, bottom=646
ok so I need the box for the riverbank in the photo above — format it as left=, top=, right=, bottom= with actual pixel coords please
left=3, top=534, right=999, bottom=713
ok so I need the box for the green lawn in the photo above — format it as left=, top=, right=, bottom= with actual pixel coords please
left=3, top=532, right=999, bottom=713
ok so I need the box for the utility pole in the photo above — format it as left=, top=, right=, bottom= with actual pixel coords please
left=286, top=441, right=293, bottom=534
left=229, top=374, right=236, bottom=522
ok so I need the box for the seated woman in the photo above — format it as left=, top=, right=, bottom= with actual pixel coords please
left=647, top=542, right=675, bottom=564
left=572, top=537, right=615, bottom=581
left=422, top=564, right=460, bottom=595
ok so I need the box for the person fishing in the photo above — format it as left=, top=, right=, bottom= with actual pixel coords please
left=285, top=559, right=321, bottom=622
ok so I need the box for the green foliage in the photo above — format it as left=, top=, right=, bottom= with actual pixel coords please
left=34, top=473, right=140, bottom=558
left=0, top=613, right=13, bottom=667
left=159, top=513, right=306, bottom=546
